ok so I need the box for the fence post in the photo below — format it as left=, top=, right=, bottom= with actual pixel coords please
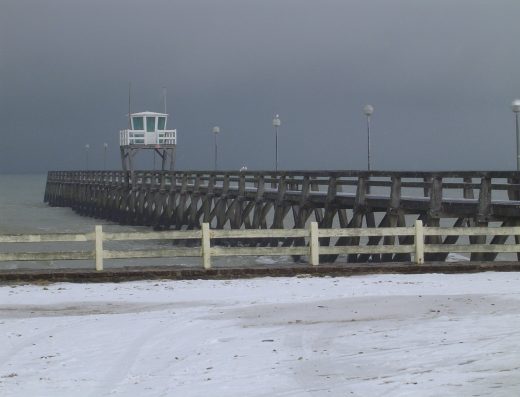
left=95, top=225, right=104, bottom=271
left=202, top=223, right=211, bottom=269
left=415, top=220, right=424, bottom=265
left=310, top=222, right=320, bottom=266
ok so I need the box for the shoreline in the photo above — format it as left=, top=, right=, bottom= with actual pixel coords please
left=2, top=261, right=520, bottom=284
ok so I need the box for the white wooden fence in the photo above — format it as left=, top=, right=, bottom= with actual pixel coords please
left=1, top=221, right=520, bottom=270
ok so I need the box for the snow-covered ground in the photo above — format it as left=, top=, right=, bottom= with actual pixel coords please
left=1, top=273, right=520, bottom=397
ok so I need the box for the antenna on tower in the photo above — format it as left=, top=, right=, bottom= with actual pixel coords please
left=128, top=82, right=132, bottom=128
left=163, top=86, right=167, bottom=114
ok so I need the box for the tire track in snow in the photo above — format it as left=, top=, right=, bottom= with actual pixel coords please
left=87, top=314, right=172, bottom=397
left=88, top=309, right=206, bottom=397
left=0, top=317, right=89, bottom=374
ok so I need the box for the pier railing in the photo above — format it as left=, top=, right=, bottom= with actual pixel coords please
left=1, top=221, right=520, bottom=270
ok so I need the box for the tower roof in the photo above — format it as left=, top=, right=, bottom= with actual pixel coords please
left=131, top=111, right=168, bottom=117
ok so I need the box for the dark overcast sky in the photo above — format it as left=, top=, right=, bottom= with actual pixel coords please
left=2, top=0, right=520, bottom=173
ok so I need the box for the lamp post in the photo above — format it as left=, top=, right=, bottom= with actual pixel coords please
left=103, top=143, right=108, bottom=170
left=363, top=105, right=374, bottom=171
left=512, top=99, right=520, bottom=171
left=212, top=126, right=220, bottom=170
left=273, top=114, right=281, bottom=171
left=85, top=144, right=90, bottom=170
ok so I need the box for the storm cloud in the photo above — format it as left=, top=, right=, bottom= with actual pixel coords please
left=1, top=0, right=520, bottom=173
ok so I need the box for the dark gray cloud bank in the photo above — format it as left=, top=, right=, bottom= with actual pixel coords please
left=1, top=0, right=520, bottom=173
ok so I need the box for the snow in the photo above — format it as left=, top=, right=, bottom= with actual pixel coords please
left=446, top=253, right=470, bottom=262
left=1, top=272, right=520, bottom=396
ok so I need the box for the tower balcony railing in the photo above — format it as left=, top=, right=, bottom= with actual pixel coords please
left=119, top=129, right=177, bottom=146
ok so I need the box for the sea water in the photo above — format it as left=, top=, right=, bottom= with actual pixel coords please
left=0, top=174, right=207, bottom=269
left=0, top=174, right=295, bottom=270
left=1, top=174, right=107, bottom=235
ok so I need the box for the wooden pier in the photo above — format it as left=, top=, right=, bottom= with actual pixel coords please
left=44, top=170, right=520, bottom=263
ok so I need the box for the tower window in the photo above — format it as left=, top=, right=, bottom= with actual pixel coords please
left=158, top=117, right=166, bottom=130
left=132, top=117, right=144, bottom=130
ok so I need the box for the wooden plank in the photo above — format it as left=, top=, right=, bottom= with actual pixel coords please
left=95, top=225, right=103, bottom=271
left=0, top=233, right=93, bottom=243
left=210, top=246, right=308, bottom=257
left=211, top=229, right=308, bottom=238
left=202, top=223, right=211, bottom=269
left=415, top=219, right=425, bottom=264
left=320, top=245, right=414, bottom=255
left=319, top=227, right=415, bottom=238
left=310, top=222, right=319, bottom=266
left=104, top=248, right=201, bottom=259
left=424, top=244, right=520, bottom=253
left=424, top=227, right=520, bottom=236
left=0, top=252, right=93, bottom=261
left=103, top=230, right=201, bottom=241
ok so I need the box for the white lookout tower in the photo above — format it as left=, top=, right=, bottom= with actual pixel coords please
left=119, top=111, right=177, bottom=172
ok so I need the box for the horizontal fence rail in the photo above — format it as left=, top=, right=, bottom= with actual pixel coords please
left=2, top=221, right=520, bottom=271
